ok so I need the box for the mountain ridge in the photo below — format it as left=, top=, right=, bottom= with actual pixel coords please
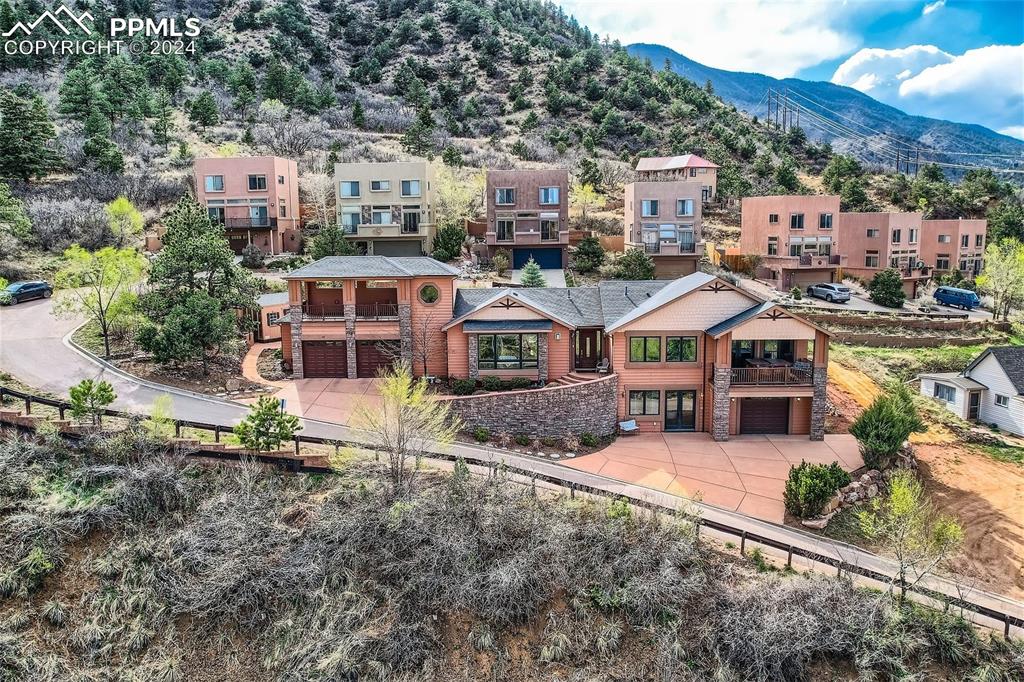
left=626, top=42, right=1024, bottom=169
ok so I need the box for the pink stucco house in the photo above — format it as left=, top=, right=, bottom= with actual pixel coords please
left=624, top=180, right=704, bottom=278
left=194, top=156, right=301, bottom=255
left=635, top=154, right=719, bottom=203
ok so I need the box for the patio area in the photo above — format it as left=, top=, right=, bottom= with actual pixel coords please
left=564, top=433, right=864, bottom=523
left=270, top=378, right=382, bottom=424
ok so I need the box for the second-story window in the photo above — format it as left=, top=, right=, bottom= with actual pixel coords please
left=769, top=213, right=779, bottom=224
left=370, top=180, right=391, bottom=192
left=790, top=213, right=804, bottom=229
left=909, top=228, right=918, bottom=244
left=496, top=219, right=514, bottom=241
left=205, top=175, right=224, bottom=192
left=666, top=336, right=697, bottom=362
left=401, top=180, right=421, bottom=197
left=539, top=186, right=559, bottom=205
left=629, top=336, right=661, bottom=362
left=767, top=236, right=778, bottom=255
left=676, top=199, right=694, bottom=216
left=248, top=174, right=267, bottom=191
left=789, top=239, right=802, bottom=257
left=961, top=234, right=970, bottom=248
left=819, top=213, right=833, bottom=229
left=277, top=175, right=285, bottom=185
left=938, top=234, right=951, bottom=243
left=975, top=234, right=984, bottom=247
left=865, top=251, right=879, bottom=268
left=541, top=218, right=558, bottom=240
left=641, top=199, right=659, bottom=217
left=341, top=207, right=360, bottom=230
left=340, top=181, right=360, bottom=198
left=495, top=188, right=515, bottom=205
left=892, top=229, right=901, bottom=244
left=371, top=207, right=392, bottom=224
left=867, top=228, right=879, bottom=238
left=279, top=201, right=287, bottom=218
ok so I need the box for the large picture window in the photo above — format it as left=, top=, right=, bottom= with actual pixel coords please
left=666, top=336, right=697, bottom=362
left=629, top=390, right=660, bottom=415
left=478, top=334, right=538, bottom=370
left=629, top=336, right=661, bottom=362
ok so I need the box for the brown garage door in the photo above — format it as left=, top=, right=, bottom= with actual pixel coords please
left=356, top=340, right=397, bottom=378
left=226, top=233, right=249, bottom=254
left=302, top=340, right=348, bottom=377
left=740, top=397, right=789, bottom=435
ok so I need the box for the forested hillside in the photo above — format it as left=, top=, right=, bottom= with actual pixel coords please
left=0, top=0, right=1021, bottom=280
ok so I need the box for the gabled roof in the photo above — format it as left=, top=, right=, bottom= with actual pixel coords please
left=965, top=346, right=1024, bottom=394
left=444, top=287, right=603, bottom=330
left=705, top=301, right=833, bottom=339
left=603, top=272, right=722, bottom=332
left=283, top=256, right=459, bottom=279
left=918, top=372, right=987, bottom=391
left=705, top=301, right=776, bottom=337
left=635, top=154, right=720, bottom=172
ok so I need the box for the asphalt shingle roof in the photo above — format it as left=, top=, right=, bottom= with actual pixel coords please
left=969, top=346, right=1024, bottom=394
left=635, top=154, right=719, bottom=171
left=603, top=272, right=717, bottom=331
left=451, top=287, right=604, bottom=328
left=706, top=301, right=776, bottom=337
left=283, top=256, right=459, bottom=279
left=256, top=292, right=289, bottom=307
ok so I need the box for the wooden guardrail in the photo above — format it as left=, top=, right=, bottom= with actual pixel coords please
left=0, top=384, right=1020, bottom=638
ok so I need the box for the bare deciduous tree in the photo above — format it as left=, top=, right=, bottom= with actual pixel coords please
left=299, top=170, right=336, bottom=229
left=253, top=100, right=328, bottom=159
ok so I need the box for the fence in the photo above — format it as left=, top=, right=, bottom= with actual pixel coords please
left=0, top=384, right=1020, bottom=638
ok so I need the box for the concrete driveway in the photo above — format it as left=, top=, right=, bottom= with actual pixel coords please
left=269, top=378, right=382, bottom=425
left=508, top=268, right=567, bottom=287
left=564, top=432, right=863, bottom=523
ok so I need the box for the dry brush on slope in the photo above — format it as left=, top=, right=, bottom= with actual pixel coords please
left=0, top=430, right=1022, bottom=681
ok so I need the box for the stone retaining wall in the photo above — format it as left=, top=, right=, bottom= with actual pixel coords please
left=440, top=374, right=619, bottom=438
left=832, top=334, right=993, bottom=348
left=803, top=312, right=1009, bottom=333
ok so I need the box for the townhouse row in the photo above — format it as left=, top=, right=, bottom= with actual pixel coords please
left=739, top=195, right=987, bottom=297
left=278, top=256, right=828, bottom=441
left=186, top=154, right=722, bottom=276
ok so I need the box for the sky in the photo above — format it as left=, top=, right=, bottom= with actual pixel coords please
left=555, top=0, right=1024, bottom=139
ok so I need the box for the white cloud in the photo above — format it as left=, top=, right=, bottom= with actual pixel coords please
left=556, top=0, right=860, bottom=78
left=831, top=45, right=953, bottom=95
left=922, top=0, right=945, bottom=16
left=1000, top=126, right=1024, bottom=141
left=832, top=44, right=1024, bottom=135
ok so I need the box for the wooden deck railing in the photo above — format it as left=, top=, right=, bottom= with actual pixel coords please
left=729, top=366, right=813, bottom=385
left=354, top=303, right=399, bottom=320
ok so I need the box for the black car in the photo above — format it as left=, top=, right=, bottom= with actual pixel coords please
left=2, top=281, right=53, bottom=304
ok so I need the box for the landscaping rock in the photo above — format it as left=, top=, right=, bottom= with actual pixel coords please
left=801, top=512, right=835, bottom=530
left=867, top=484, right=879, bottom=498
left=565, top=452, right=576, bottom=458
left=549, top=453, right=560, bottom=459
left=225, top=378, right=242, bottom=392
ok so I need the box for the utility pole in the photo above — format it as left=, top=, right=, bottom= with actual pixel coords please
left=896, top=146, right=901, bottom=174
left=914, top=149, right=920, bottom=177
left=774, top=89, right=780, bottom=130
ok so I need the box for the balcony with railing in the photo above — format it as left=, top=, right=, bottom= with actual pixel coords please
left=797, top=253, right=842, bottom=267
left=729, top=365, right=813, bottom=386
left=223, top=217, right=278, bottom=229
left=354, top=302, right=399, bottom=320
left=301, top=303, right=346, bottom=320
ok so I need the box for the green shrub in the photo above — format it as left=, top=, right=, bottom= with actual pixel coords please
left=481, top=375, right=503, bottom=392
left=540, top=436, right=558, bottom=448
left=0, top=291, right=11, bottom=305
left=473, top=426, right=490, bottom=443
left=850, top=384, right=926, bottom=469
left=790, top=286, right=802, bottom=300
left=451, top=378, right=476, bottom=395
left=581, top=432, right=598, bottom=447
left=514, top=434, right=530, bottom=446
left=431, top=225, right=466, bottom=262
left=783, top=461, right=851, bottom=519
left=868, top=268, right=906, bottom=308
left=507, top=376, right=532, bottom=389
left=240, top=243, right=265, bottom=269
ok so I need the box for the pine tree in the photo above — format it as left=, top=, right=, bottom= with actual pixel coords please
left=518, top=257, right=547, bottom=287
left=151, top=90, right=174, bottom=151
left=189, top=91, right=219, bottom=131
left=352, top=99, right=366, bottom=128
left=310, top=223, right=358, bottom=260
left=263, top=59, right=296, bottom=103
left=401, top=104, right=436, bottom=158
left=59, top=61, right=102, bottom=121
left=0, top=89, right=58, bottom=181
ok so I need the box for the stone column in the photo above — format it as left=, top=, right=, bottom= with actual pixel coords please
left=398, top=304, right=413, bottom=367
left=344, top=304, right=357, bottom=379
left=711, top=366, right=731, bottom=442
left=468, top=335, right=479, bottom=379
left=810, top=367, right=827, bottom=441
left=538, top=333, right=549, bottom=384
left=289, top=310, right=304, bottom=379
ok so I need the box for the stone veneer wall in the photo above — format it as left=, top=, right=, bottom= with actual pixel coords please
left=290, top=309, right=304, bottom=378
left=810, top=367, right=827, bottom=441
left=711, top=367, right=731, bottom=442
left=441, top=374, right=618, bottom=438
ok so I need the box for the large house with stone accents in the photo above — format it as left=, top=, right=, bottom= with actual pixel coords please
left=279, top=257, right=830, bottom=441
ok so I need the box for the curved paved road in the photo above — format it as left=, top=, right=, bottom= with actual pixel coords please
left=1, top=297, right=1021, bottom=630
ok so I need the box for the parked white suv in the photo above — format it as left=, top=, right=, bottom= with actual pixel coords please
left=806, top=283, right=851, bottom=303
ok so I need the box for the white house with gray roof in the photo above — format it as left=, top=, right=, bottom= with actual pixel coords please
left=920, top=346, right=1024, bottom=435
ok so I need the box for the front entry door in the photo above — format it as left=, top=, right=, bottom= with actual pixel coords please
left=250, top=205, right=269, bottom=227
left=968, top=391, right=981, bottom=420
left=664, top=390, right=696, bottom=431
left=574, top=329, right=601, bottom=370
